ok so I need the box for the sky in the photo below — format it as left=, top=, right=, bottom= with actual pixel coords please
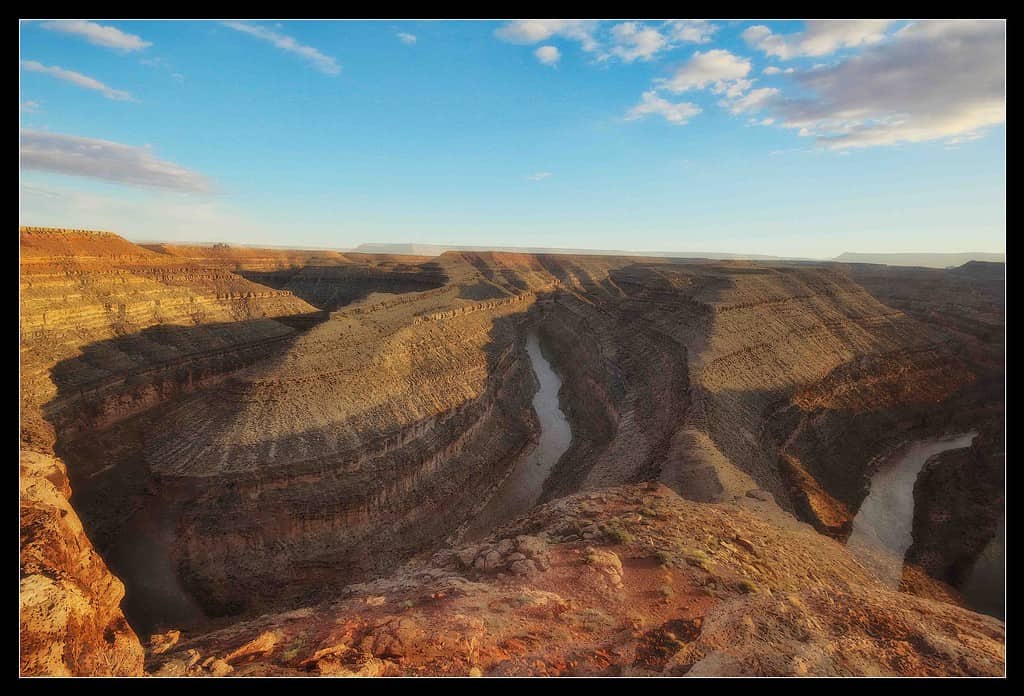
left=19, top=19, right=1006, bottom=258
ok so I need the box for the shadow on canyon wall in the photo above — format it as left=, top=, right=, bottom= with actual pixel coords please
left=46, top=314, right=328, bottom=636
left=236, top=261, right=446, bottom=311
left=43, top=301, right=539, bottom=636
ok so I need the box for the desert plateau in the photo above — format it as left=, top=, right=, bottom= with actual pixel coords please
left=19, top=227, right=1005, bottom=676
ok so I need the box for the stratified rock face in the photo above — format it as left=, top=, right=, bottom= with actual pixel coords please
left=146, top=485, right=1005, bottom=677
left=70, top=252, right=547, bottom=620
left=521, top=259, right=993, bottom=540
left=20, top=227, right=319, bottom=451
left=19, top=227, right=321, bottom=674
left=140, top=241, right=447, bottom=311
left=20, top=451, right=144, bottom=676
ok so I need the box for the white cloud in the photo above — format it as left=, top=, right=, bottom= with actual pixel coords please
left=762, top=66, right=794, bottom=75
left=397, top=32, right=417, bottom=45
left=40, top=20, right=151, bottom=52
left=606, top=22, right=668, bottom=62
left=665, top=20, right=718, bottom=44
left=496, top=20, right=599, bottom=52
left=626, top=91, right=702, bottom=125
left=712, top=78, right=753, bottom=99
left=223, top=22, right=341, bottom=75
left=534, top=45, right=561, bottom=66
left=774, top=21, right=1005, bottom=148
left=20, top=100, right=41, bottom=113
left=658, top=49, right=751, bottom=93
left=497, top=20, right=719, bottom=65
left=527, top=172, right=553, bottom=181
left=743, top=21, right=891, bottom=60
left=20, top=60, right=134, bottom=101
left=20, top=130, right=215, bottom=193
left=726, top=87, right=781, bottom=114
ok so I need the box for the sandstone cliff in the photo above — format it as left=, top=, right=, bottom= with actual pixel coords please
left=20, top=451, right=144, bottom=676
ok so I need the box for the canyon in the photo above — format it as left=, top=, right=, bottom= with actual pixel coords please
left=19, top=227, right=1004, bottom=677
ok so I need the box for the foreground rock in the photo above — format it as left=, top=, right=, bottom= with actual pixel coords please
left=20, top=451, right=144, bottom=676
left=148, top=485, right=1004, bottom=677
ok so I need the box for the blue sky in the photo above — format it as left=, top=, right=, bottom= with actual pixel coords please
left=19, top=20, right=1006, bottom=257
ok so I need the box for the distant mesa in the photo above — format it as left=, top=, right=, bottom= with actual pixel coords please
left=354, top=243, right=1005, bottom=268
left=834, top=252, right=1005, bottom=269
left=353, top=242, right=793, bottom=260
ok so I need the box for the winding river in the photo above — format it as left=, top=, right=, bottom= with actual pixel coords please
left=462, top=330, right=572, bottom=541
left=847, top=432, right=979, bottom=588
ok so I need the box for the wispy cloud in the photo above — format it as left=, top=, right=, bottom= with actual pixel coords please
left=20, top=60, right=135, bottom=101
left=743, top=21, right=891, bottom=60
left=397, top=32, right=417, bottom=45
left=223, top=22, right=341, bottom=75
left=20, top=130, right=215, bottom=193
left=665, top=20, right=718, bottom=45
left=20, top=100, right=41, bottom=113
left=626, top=91, right=701, bottom=125
left=726, top=87, right=780, bottom=114
left=527, top=172, right=553, bottom=181
left=534, top=45, right=560, bottom=66
left=40, top=20, right=151, bottom=52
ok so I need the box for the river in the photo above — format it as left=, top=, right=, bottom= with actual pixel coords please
left=462, top=330, right=572, bottom=541
left=845, top=430, right=1007, bottom=621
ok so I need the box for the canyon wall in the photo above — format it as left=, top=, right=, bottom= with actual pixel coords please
left=20, top=228, right=315, bottom=674
left=20, top=229, right=1003, bottom=674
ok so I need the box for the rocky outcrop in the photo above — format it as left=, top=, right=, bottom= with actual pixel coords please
left=20, top=451, right=144, bottom=676
left=146, top=485, right=1004, bottom=677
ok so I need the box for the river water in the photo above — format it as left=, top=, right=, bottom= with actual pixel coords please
left=462, top=330, right=572, bottom=541
left=845, top=431, right=1007, bottom=619
left=848, top=432, right=979, bottom=587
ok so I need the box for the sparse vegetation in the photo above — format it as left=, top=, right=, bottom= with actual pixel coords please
left=600, top=521, right=634, bottom=545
